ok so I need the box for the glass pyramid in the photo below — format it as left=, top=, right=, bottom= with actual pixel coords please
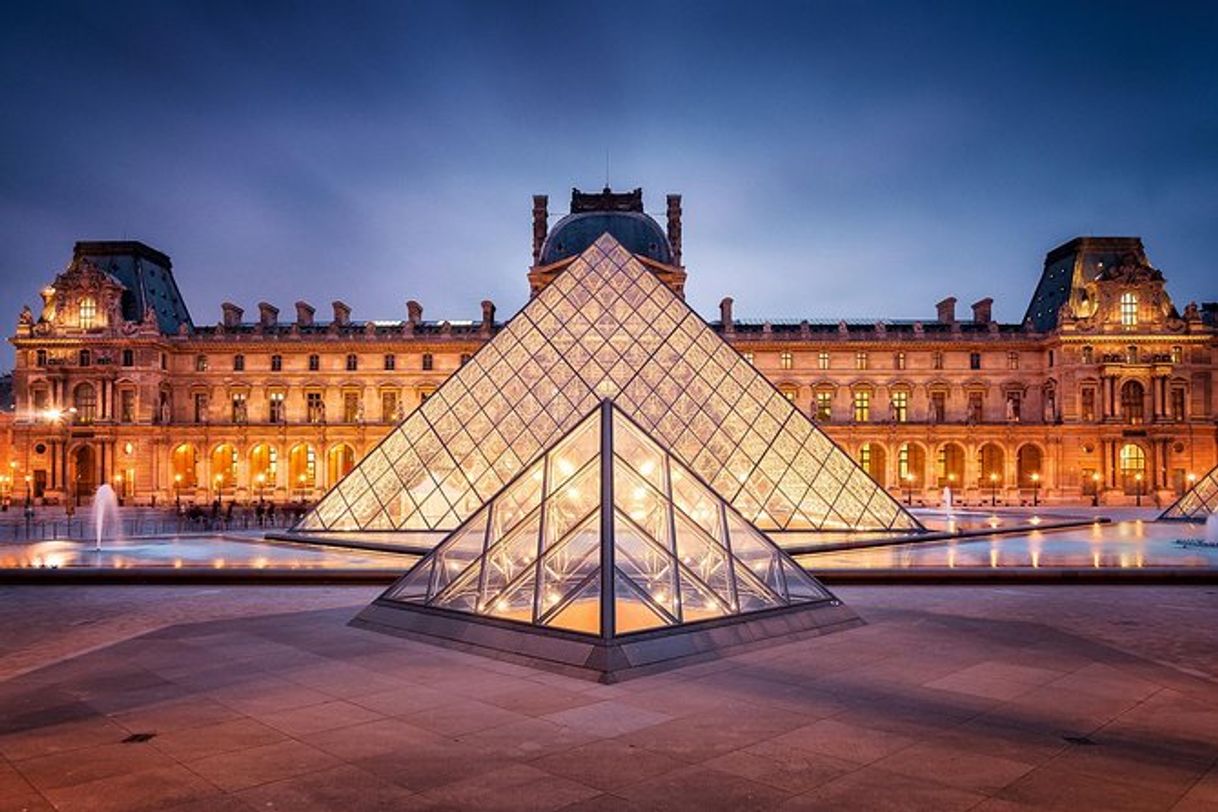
left=1161, top=464, right=1218, bottom=520
left=298, top=233, right=919, bottom=535
left=379, top=400, right=836, bottom=638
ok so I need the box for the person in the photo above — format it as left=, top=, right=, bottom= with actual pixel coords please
left=254, top=501, right=265, bottom=527
left=266, top=502, right=276, bottom=526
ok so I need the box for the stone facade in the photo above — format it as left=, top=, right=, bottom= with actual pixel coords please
left=7, top=193, right=1216, bottom=509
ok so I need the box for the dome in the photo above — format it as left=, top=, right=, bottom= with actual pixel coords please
left=539, top=211, right=673, bottom=266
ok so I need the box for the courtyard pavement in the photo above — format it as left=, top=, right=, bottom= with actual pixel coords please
left=1, top=584, right=1217, bottom=811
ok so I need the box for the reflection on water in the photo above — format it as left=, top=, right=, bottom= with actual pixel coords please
left=798, top=520, right=1218, bottom=569
left=0, top=536, right=417, bottom=570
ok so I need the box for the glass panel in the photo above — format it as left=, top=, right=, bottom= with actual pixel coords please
left=612, top=464, right=670, bottom=551
left=670, top=467, right=722, bottom=540
left=732, top=564, right=784, bottom=612
left=614, top=569, right=672, bottom=634
left=490, top=459, right=544, bottom=540
left=485, top=568, right=537, bottom=624
left=613, top=512, right=678, bottom=621
left=725, top=513, right=785, bottom=598
left=538, top=511, right=601, bottom=618
left=673, top=513, right=734, bottom=607
left=430, top=560, right=482, bottom=613
left=782, top=558, right=830, bottom=602
left=676, top=566, right=729, bottom=622
left=613, top=416, right=665, bottom=492
left=479, top=512, right=542, bottom=609
left=545, top=573, right=601, bottom=635
left=430, top=513, right=488, bottom=599
left=544, top=460, right=600, bottom=550
left=386, top=558, right=434, bottom=602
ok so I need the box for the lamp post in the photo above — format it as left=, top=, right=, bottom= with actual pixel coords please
left=174, top=473, right=182, bottom=509
left=113, top=473, right=123, bottom=507
left=1030, top=472, right=1040, bottom=507
left=1135, top=473, right=1143, bottom=507
left=255, top=472, right=266, bottom=504
left=903, top=473, right=914, bottom=505
left=0, top=474, right=9, bottom=511
left=297, top=473, right=307, bottom=504
left=214, top=473, right=223, bottom=504
left=1091, top=472, right=1100, bottom=507
left=989, top=472, right=998, bottom=507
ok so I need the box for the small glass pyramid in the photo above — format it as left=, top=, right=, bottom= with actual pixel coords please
left=299, top=234, right=919, bottom=535
left=1161, top=465, right=1218, bottom=520
left=377, top=400, right=835, bottom=639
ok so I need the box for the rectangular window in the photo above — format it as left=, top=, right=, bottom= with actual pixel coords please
left=930, top=391, right=946, bottom=423
left=817, top=351, right=830, bottom=370
left=346, top=354, right=358, bottom=371
left=891, top=391, right=908, bottom=423
left=1007, top=352, right=1019, bottom=370
left=193, top=393, right=208, bottom=423
left=306, top=392, right=325, bottom=423
left=233, top=354, right=244, bottom=372
left=781, top=387, right=796, bottom=402
left=855, top=351, right=868, bottom=371
left=308, top=354, right=320, bottom=371
left=1171, top=346, right=1183, bottom=364
left=421, top=353, right=434, bottom=371
left=1171, top=388, right=1185, bottom=421
left=815, top=391, right=832, bottom=421
left=268, top=391, right=285, bottom=423
left=196, top=354, right=208, bottom=372
left=343, top=392, right=361, bottom=423
left=121, top=349, right=133, bottom=367
left=1006, top=392, right=1022, bottom=422
left=894, top=352, right=906, bottom=370
left=120, top=390, right=135, bottom=423
left=967, top=392, right=983, bottom=423
left=381, top=390, right=399, bottom=422
left=1081, top=388, right=1096, bottom=422
left=78, top=297, right=97, bottom=329
left=969, top=352, right=981, bottom=370
left=271, top=354, right=282, bottom=372
left=932, top=351, right=944, bottom=370
left=780, top=351, right=793, bottom=370
left=231, top=393, right=247, bottom=423
left=32, top=388, right=49, bottom=412
left=35, top=349, right=48, bottom=367
left=384, top=354, right=396, bottom=371
left=1120, top=292, right=1138, bottom=326
left=853, top=390, right=870, bottom=422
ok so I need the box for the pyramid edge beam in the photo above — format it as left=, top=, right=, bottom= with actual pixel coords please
left=350, top=597, right=863, bottom=684
left=1159, top=463, right=1218, bottom=520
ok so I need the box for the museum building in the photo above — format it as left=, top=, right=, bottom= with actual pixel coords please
left=6, top=187, right=1216, bottom=509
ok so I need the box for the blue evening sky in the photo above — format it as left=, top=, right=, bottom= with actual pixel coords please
left=2, top=1, right=1215, bottom=366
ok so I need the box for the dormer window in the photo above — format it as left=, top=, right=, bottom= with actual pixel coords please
left=1120, top=292, right=1138, bottom=326
left=78, top=297, right=97, bottom=329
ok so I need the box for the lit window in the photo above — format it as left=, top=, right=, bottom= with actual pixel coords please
left=196, top=354, right=208, bottom=372
left=73, top=383, right=96, bottom=423
left=858, top=443, right=871, bottom=471
left=815, top=391, right=832, bottom=421
left=932, top=351, right=943, bottom=370
left=742, top=352, right=754, bottom=365
left=78, top=297, right=97, bottom=329
left=894, top=352, right=905, bottom=370
left=780, top=351, right=793, bottom=370
left=381, top=390, right=399, bottom=422
left=1082, top=345, right=1093, bottom=364
left=855, top=351, right=868, bottom=371
left=1007, top=352, right=1019, bottom=370
left=891, top=391, right=908, bottom=423
left=271, top=354, right=282, bottom=372
left=1120, top=292, right=1138, bottom=326
left=422, top=353, right=434, bottom=371
left=306, top=392, right=324, bottom=423
left=817, top=351, right=830, bottom=370
left=1127, top=345, right=1138, bottom=364
left=781, top=387, right=797, bottom=402
left=384, top=354, right=396, bottom=371
left=269, top=391, right=285, bottom=423
left=343, top=391, right=361, bottom=422
left=853, top=390, right=870, bottom=422
left=346, top=354, right=358, bottom=371
left=1171, top=345, right=1182, bottom=364
left=231, top=392, right=248, bottom=423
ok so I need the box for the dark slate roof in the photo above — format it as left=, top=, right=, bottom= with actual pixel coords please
left=1023, top=237, right=1147, bottom=332
left=74, top=241, right=194, bottom=334
left=539, top=213, right=672, bottom=265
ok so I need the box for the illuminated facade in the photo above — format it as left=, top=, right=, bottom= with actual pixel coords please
left=7, top=190, right=1217, bottom=508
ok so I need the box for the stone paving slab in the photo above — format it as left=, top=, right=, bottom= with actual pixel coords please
left=0, top=585, right=1216, bottom=810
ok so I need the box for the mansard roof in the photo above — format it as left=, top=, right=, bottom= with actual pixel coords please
left=73, top=241, right=193, bottom=335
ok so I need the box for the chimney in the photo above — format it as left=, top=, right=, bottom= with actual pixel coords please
left=936, top=296, right=957, bottom=324
left=481, top=300, right=496, bottom=331
left=666, top=194, right=683, bottom=266
left=257, top=302, right=278, bottom=328
left=331, top=300, right=350, bottom=326
left=221, top=302, right=244, bottom=328
left=971, top=297, right=993, bottom=324
left=719, top=297, right=734, bottom=333
left=295, top=301, right=315, bottom=327
left=406, top=300, right=423, bottom=326
left=532, top=195, right=548, bottom=264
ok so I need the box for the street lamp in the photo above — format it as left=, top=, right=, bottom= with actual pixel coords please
left=1135, top=473, right=1143, bottom=507
left=214, top=473, right=224, bottom=503
left=174, top=473, right=183, bottom=509
left=903, top=473, right=914, bottom=505
left=989, top=472, right=998, bottom=507
left=297, top=473, right=307, bottom=504
left=255, top=472, right=266, bottom=504
left=113, top=473, right=123, bottom=506
left=1091, top=472, right=1101, bottom=507
left=1030, top=472, right=1040, bottom=507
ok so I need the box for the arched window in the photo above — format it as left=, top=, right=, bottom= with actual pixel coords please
left=171, top=443, right=198, bottom=489
left=1119, top=444, right=1146, bottom=493
left=73, top=383, right=96, bottom=423
left=78, top=297, right=97, bottom=329
left=1120, top=381, right=1145, bottom=424
left=1120, top=292, right=1138, bottom=326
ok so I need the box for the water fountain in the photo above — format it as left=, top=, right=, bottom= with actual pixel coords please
left=92, top=483, right=120, bottom=552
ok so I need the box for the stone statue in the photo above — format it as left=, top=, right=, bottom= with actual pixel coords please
left=18, top=305, right=34, bottom=327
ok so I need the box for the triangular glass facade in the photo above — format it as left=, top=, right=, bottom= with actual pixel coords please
left=1161, top=464, right=1218, bottom=520
left=299, top=233, right=919, bottom=534
left=382, top=401, right=835, bottom=638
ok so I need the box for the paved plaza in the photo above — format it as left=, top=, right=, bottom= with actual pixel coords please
left=2, top=584, right=1217, bottom=811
